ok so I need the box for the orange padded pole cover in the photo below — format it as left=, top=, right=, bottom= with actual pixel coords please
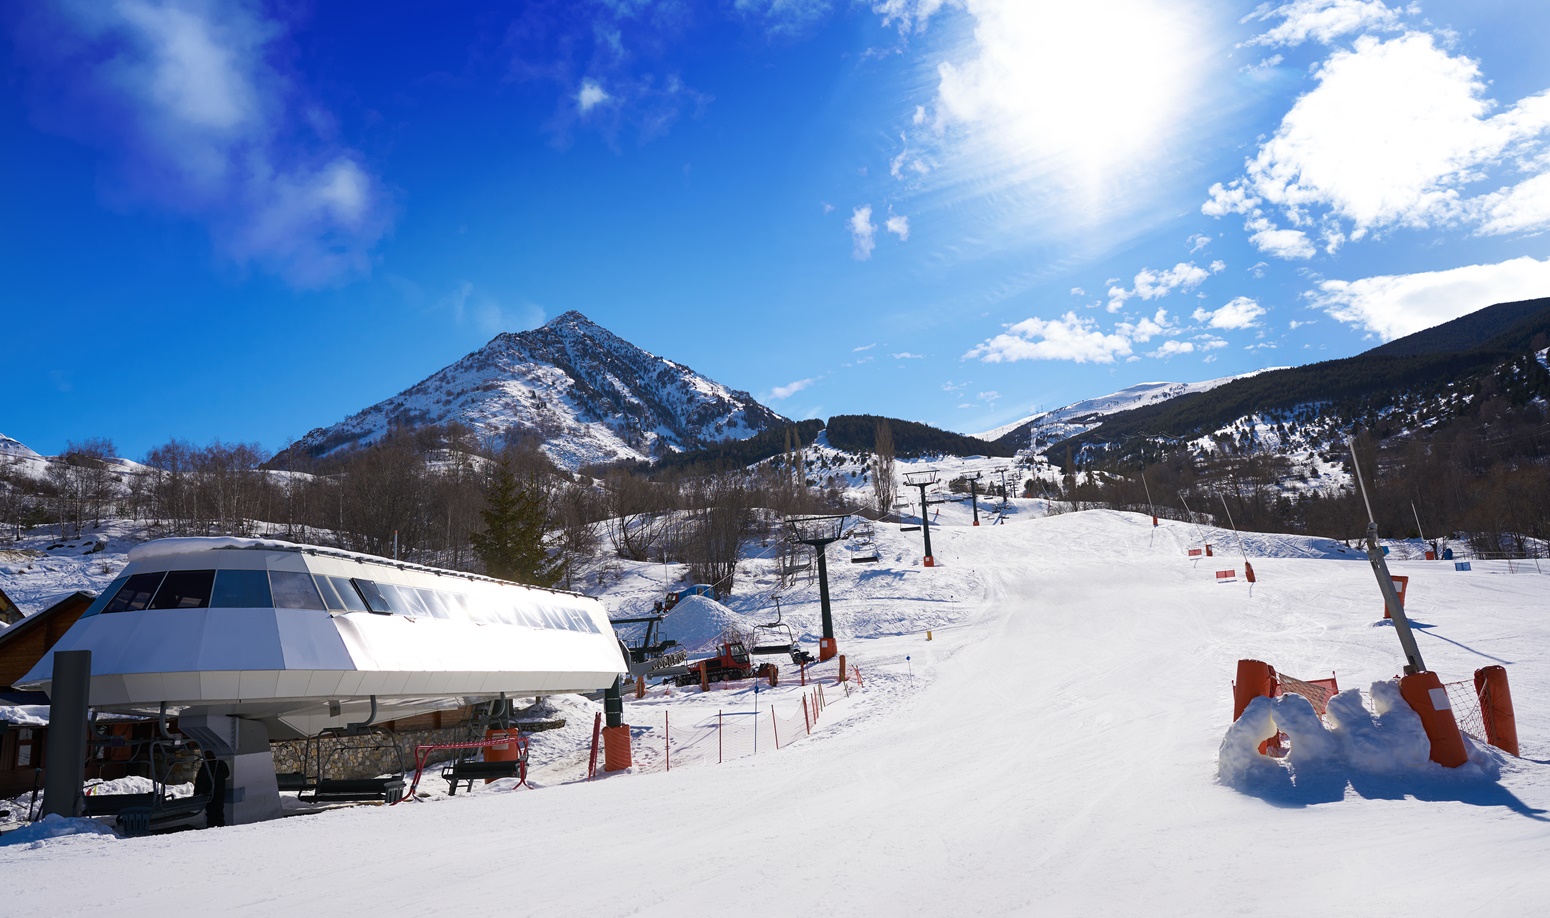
left=1232, top=659, right=1276, bottom=721
left=1399, top=671, right=1468, bottom=767
left=602, top=724, right=633, bottom=772
left=1244, top=562, right=1256, bottom=583
left=838, top=654, right=848, bottom=682
left=819, top=636, right=838, bottom=662
left=1474, top=665, right=1519, bottom=756
left=1205, top=544, right=1213, bottom=557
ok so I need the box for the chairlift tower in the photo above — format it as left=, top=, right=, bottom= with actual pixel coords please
left=964, top=471, right=984, bottom=526
left=786, top=514, right=848, bottom=662
left=903, top=470, right=940, bottom=566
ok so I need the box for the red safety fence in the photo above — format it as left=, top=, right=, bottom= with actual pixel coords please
left=610, top=675, right=858, bottom=777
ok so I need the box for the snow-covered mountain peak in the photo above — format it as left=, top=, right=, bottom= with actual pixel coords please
left=285, top=314, right=789, bottom=470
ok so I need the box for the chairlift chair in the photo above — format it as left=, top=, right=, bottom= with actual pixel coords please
left=749, top=598, right=814, bottom=665
left=82, top=712, right=213, bottom=837
left=299, top=724, right=407, bottom=805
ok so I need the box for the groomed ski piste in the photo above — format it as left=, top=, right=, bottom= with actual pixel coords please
left=5, top=496, right=1550, bottom=916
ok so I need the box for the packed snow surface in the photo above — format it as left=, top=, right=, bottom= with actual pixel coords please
left=5, top=507, right=1550, bottom=915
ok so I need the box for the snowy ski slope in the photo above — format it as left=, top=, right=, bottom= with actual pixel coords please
left=4, top=506, right=1550, bottom=915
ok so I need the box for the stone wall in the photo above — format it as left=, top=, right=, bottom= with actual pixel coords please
left=270, top=719, right=566, bottom=781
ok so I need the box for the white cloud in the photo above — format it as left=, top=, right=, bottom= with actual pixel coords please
left=1108, top=260, right=1219, bottom=311
left=912, top=104, right=927, bottom=125
left=734, top=0, right=835, bottom=37
left=1308, top=255, right=1550, bottom=341
left=1188, top=233, right=1212, bottom=253
left=1070, top=286, right=1086, bottom=296
left=1248, top=223, right=1316, bottom=259
left=852, top=343, right=878, bottom=352
left=1148, top=340, right=1195, bottom=358
left=893, top=351, right=927, bottom=359
left=770, top=377, right=817, bottom=399
left=25, top=0, right=389, bottom=286
left=1210, top=32, right=1550, bottom=247
left=977, top=390, right=1000, bottom=406
left=885, top=214, right=911, bottom=240
left=577, top=80, right=611, bottom=113
left=1243, top=0, right=1405, bottom=48
left=1115, top=308, right=1174, bottom=343
left=1192, top=296, right=1266, bottom=329
left=850, top=205, right=877, bottom=259
left=1476, top=170, right=1550, bottom=237
left=964, top=312, right=1134, bottom=364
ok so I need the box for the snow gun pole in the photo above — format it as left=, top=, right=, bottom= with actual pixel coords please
left=1218, top=494, right=1249, bottom=562
left=1141, top=470, right=1156, bottom=525
left=1411, top=501, right=1428, bottom=550
left=1178, top=491, right=1206, bottom=543
left=1348, top=438, right=1426, bottom=675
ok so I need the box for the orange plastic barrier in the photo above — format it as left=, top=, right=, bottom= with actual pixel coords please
left=1399, top=671, right=1468, bottom=767
left=838, top=654, right=848, bottom=682
left=1232, top=659, right=1276, bottom=721
left=1205, top=544, right=1213, bottom=557
left=1383, top=575, right=1409, bottom=620
left=1245, top=562, right=1257, bottom=584
left=602, top=724, right=633, bottom=772
left=1215, top=569, right=1236, bottom=583
left=819, top=636, right=838, bottom=662
left=1188, top=548, right=1204, bottom=558
left=1474, top=665, right=1519, bottom=756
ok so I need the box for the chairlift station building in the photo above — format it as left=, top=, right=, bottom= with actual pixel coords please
left=16, top=537, right=627, bottom=823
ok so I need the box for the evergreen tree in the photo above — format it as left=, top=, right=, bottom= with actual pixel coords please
left=470, top=463, right=564, bottom=587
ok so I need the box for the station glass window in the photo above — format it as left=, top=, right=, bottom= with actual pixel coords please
left=416, top=588, right=451, bottom=619
left=16, top=728, right=36, bottom=767
left=269, top=571, right=326, bottom=610
left=102, top=572, right=166, bottom=614
left=352, top=579, right=393, bottom=614
left=148, top=570, right=216, bottom=609
left=81, top=575, right=130, bottom=618
left=327, top=576, right=369, bottom=612
left=210, top=569, right=272, bottom=608
left=375, top=583, right=413, bottom=615
left=313, top=574, right=344, bottom=610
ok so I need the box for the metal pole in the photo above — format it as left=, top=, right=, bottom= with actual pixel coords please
left=1142, top=470, right=1155, bottom=519
left=1411, top=500, right=1430, bottom=557
left=914, top=482, right=934, bottom=562
left=1219, top=494, right=1249, bottom=562
left=970, top=478, right=980, bottom=526
left=42, top=650, right=91, bottom=819
left=1349, top=439, right=1427, bottom=674
left=816, top=546, right=834, bottom=641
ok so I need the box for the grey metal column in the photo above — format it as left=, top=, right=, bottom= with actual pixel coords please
left=42, top=650, right=90, bottom=819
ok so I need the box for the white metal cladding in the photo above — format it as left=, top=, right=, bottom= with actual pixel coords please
left=17, top=538, right=625, bottom=728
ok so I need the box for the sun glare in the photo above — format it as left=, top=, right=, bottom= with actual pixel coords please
left=934, top=0, right=1213, bottom=193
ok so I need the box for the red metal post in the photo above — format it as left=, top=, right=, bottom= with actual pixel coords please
left=587, top=711, right=602, bottom=781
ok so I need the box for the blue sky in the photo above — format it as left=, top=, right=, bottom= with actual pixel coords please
left=5, top=0, right=1550, bottom=459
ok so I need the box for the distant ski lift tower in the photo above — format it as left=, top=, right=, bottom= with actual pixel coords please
left=786, top=514, right=848, bottom=662
left=964, top=472, right=984, bottom=526
left=903, top=470, right=940, bottom=566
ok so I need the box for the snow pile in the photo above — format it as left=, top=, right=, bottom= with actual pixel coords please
left=0, top=705, right=48, bottom=726
left=0, top=814, right=118, bottom=849
left=659, top=595, right=748, bottom=652
left=1219, top=681, right=1501, bottom=794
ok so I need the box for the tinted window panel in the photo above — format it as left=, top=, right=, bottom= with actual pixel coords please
left=313, top=575, right=344, bottom=611
left=103, top=572, right=166, bottom=614
left=210, top=570, right=272, bottom=608
left=329, top=576, right=369, bottom=612
left=269, top=571, right=326, bottom=610
left=82, top=576, right=130, bottom=618
left=375, top=583, right=411, bottom=615
left=352, top=579, right=393, bottom=614
left=149, top=570, right=215, bottom=609
left=418, top=589, right=451, bottom=619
